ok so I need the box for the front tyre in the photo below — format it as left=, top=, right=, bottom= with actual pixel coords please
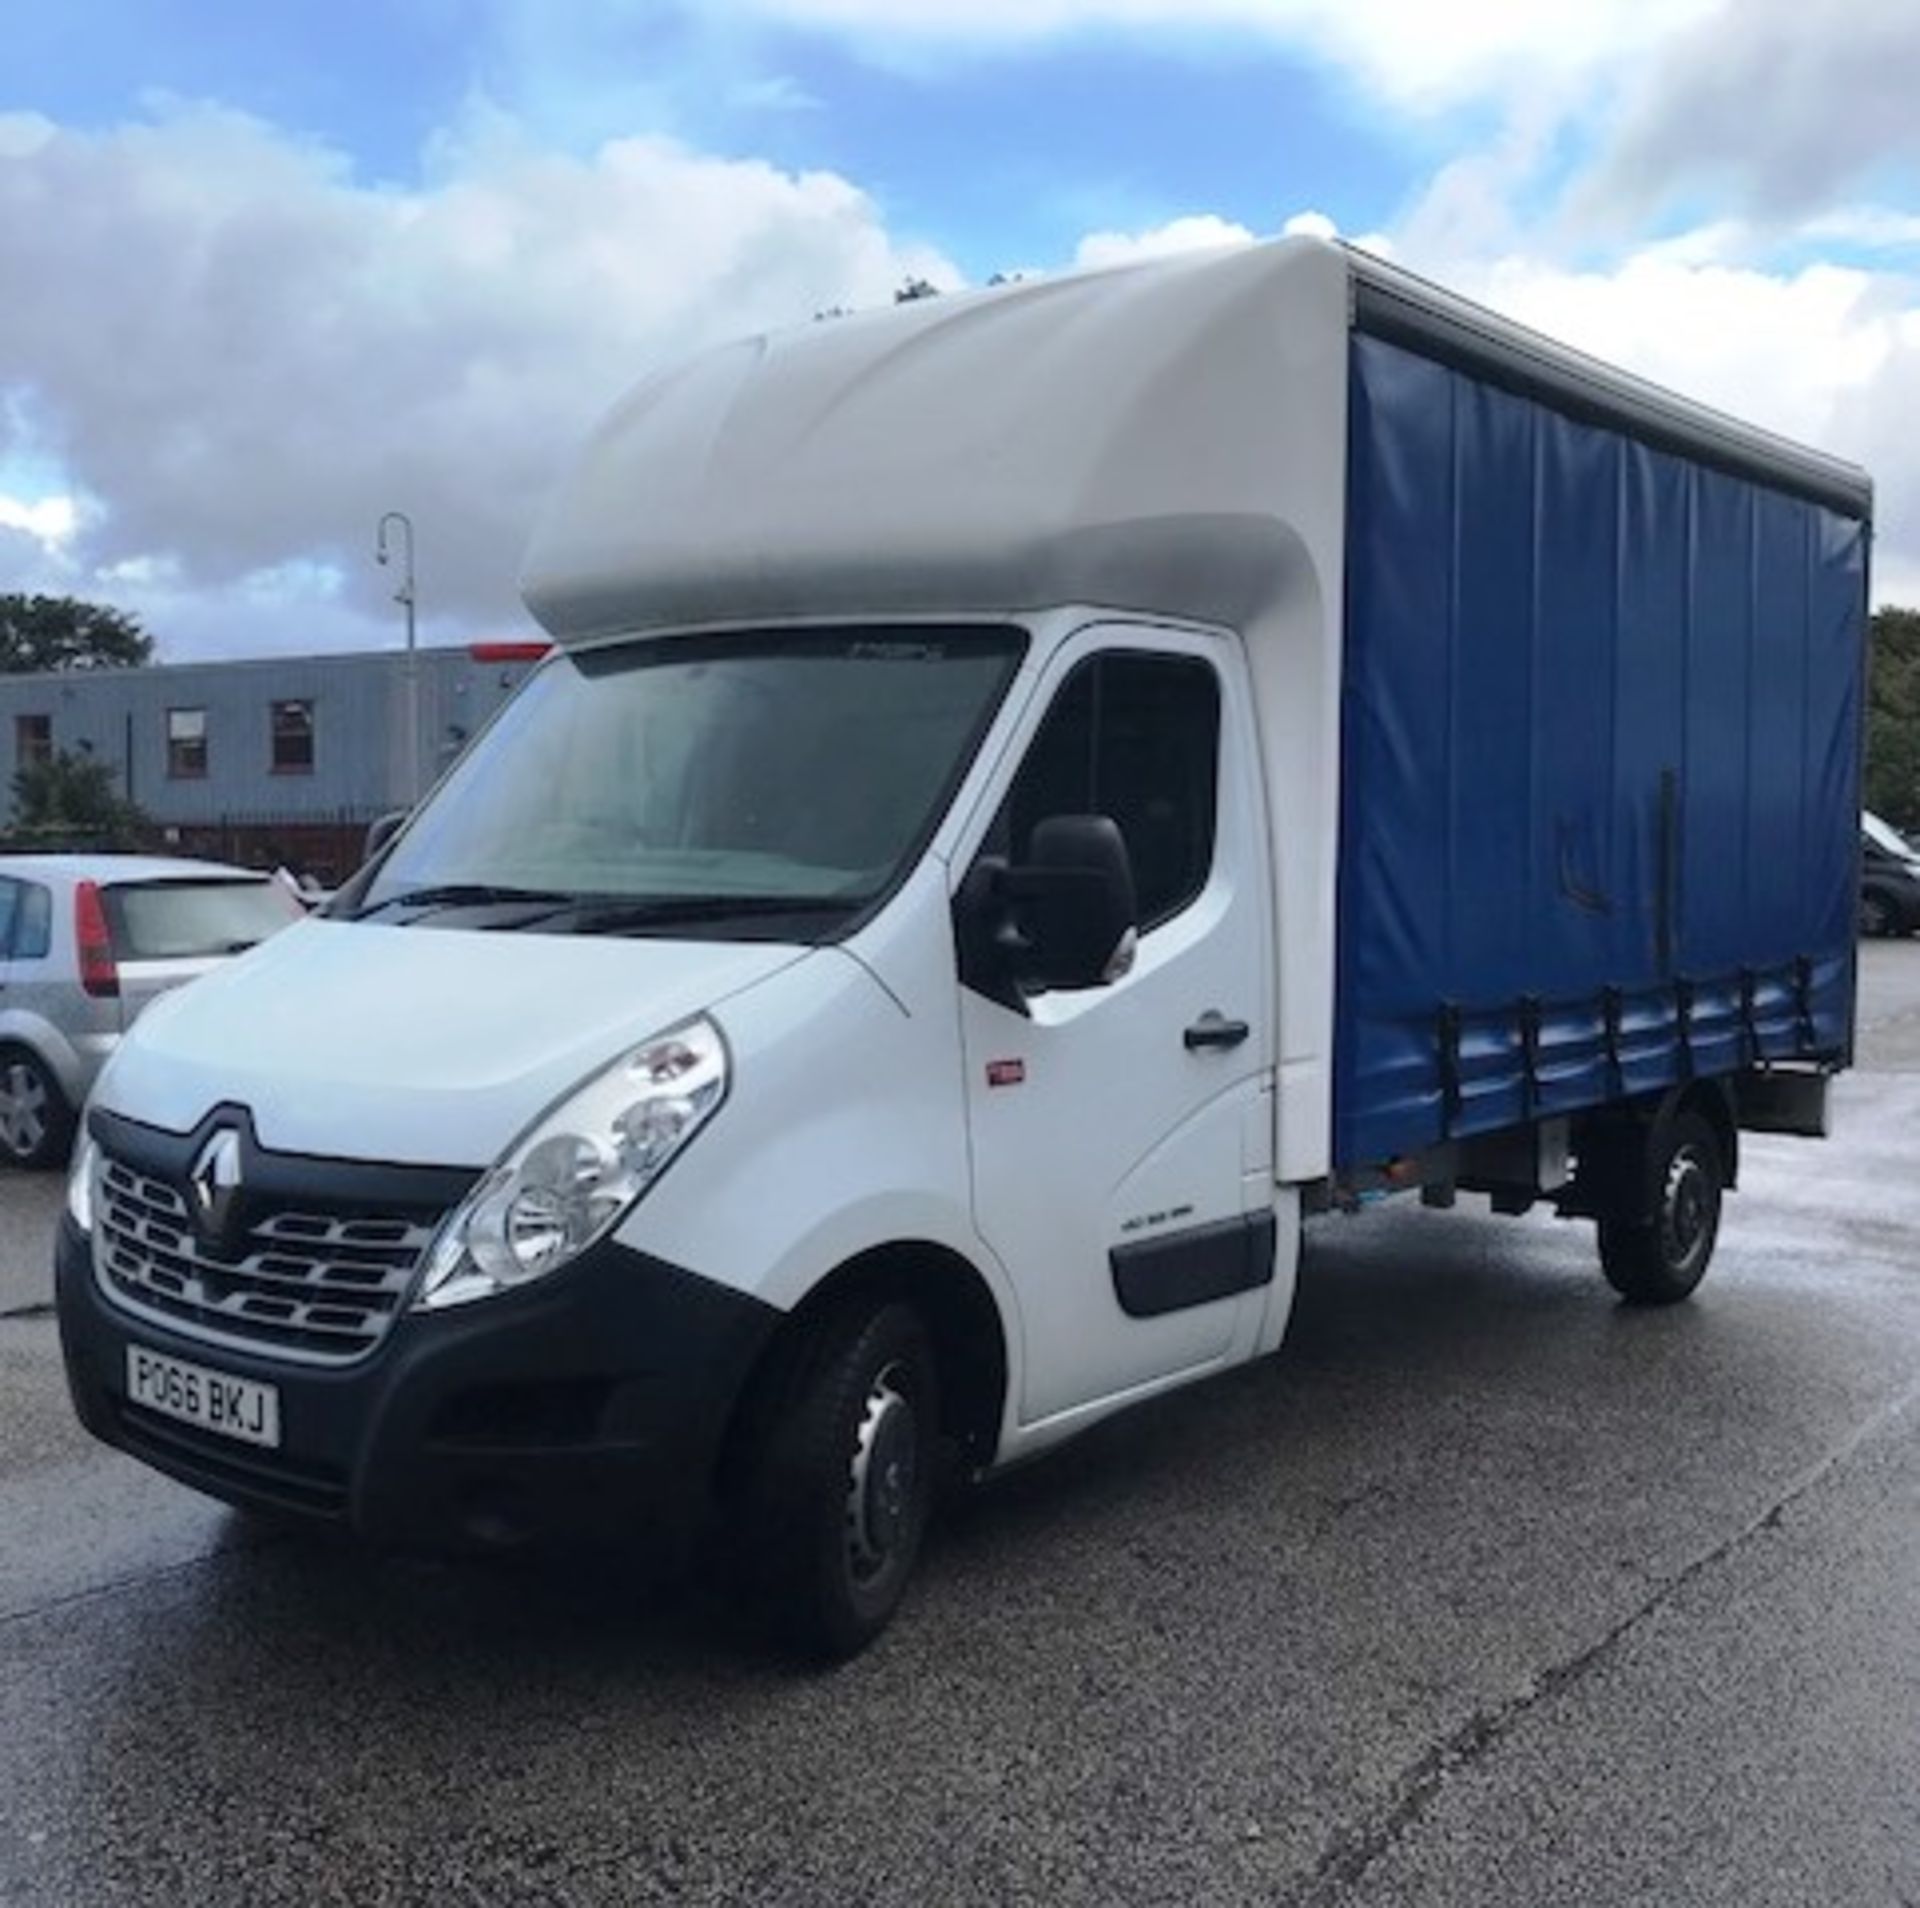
left=1597, top=1109, right=1724, bottom=1305
left=748, top=1300, right=940, bottom=1662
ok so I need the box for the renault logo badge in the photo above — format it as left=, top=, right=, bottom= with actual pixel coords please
left=188, top=1128, right=244, bottom=1241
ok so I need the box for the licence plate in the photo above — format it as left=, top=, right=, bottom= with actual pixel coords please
left=125, top=1345, right=281, bottom=1449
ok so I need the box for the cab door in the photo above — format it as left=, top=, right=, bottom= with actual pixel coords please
left=955, top=626, right=1274, bottom=1425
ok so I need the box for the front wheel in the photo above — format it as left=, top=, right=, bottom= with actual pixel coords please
left=1860, top=891, right=1894, bottom=938
left=0, top=1047, right=73, bottom=1170
left=744, top=1300, right=940, bottom=1661
left=1597, top=1109, right=1724, bottom=1305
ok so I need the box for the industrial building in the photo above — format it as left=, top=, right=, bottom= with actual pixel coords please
left=0, top=643, right=543, bottom=882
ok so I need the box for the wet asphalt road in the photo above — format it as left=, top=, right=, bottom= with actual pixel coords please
left=2, top=952, right=1917, bottom=1905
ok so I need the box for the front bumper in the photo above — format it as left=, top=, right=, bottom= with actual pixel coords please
left=57, top=1214, right=779, bottom=1555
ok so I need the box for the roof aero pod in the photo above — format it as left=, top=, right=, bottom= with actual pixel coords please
left=519, top=237, right=1355, bottom=644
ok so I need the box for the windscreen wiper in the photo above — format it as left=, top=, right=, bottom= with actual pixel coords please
left=563, top=894, right=867, bottom=936
left=349, top=883, right=576, bottom=921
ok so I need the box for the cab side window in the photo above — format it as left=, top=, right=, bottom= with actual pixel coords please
left=0, top=880, right=16, bottom=958
left=1002, top=652, right=1220, bottom=930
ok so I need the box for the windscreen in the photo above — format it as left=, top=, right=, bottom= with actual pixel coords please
left=105, top=880, right=303, bottom=959
left=353, top=628, right=1024, bottom=934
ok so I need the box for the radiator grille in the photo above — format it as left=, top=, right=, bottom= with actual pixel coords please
left=94, top=1155, right=438, bottom=1364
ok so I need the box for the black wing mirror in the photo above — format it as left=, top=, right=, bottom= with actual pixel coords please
left=957, top=815, right=1139, bottom=1008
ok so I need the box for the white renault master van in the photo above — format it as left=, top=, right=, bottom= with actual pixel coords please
left=54, top=238, right=1869, bottom=1656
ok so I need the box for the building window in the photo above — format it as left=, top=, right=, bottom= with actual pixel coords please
left=271, top=699, right=315, bottom=774
left=14, top=714, right=51, bottom=769
left=167, top=707, right=208, bottom=780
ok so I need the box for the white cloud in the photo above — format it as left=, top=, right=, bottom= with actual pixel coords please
left=728, top=74, right=825, bottom=113
left=1074, top=213, right=1256, bottom=269
left=734, top=0, right=1715, bottom=104
left=1588, top=0, right=1920, bottom=219
left=1459, top=254, right=1892, bottom=447
left=0, top=104, right=955, bottom=654
left=1282, top=210, right=1338, bottom=243
left=1800, top=207, right=1920, bottom=254
left=0, top=491, right=78, bottom=549
left=1075, top=207, right=1395, bottom=271
left=0, top=113, right=55, bottom=159
left=1279, top=210, right=1397, bottom=259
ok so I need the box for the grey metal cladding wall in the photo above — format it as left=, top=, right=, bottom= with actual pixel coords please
left=417, top=649, right=532, bottom=785
left=0, top=669, right=150, bottom=808
left=0, top=654, right=397, bottom=821
left=0, top=649, right=541, bottom=824
left=167, top=658, right=389, bottom=821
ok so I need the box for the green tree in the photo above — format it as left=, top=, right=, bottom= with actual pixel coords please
left=0, top=593, right=153, bottom=673
left=1866, top=607, right=1920, bottom=831
left=9, top=747, right=145, bottom=846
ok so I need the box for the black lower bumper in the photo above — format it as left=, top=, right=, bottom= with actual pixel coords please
left=56, top=1215, right=779, bottom=1555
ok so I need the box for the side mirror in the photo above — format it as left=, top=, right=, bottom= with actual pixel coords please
left=957, top=815, right=1139, bottom=1006
left=1018, top=816, right=1139, bottom=991
left=363, top=810, right=408, bottom=861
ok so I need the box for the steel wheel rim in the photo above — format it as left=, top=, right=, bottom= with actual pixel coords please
left=0, top=1061, right=48, bottom=1158
left=1661, top=1146, right=1715, bottom=1271
left=845, top=1361, right=919, bottom=1585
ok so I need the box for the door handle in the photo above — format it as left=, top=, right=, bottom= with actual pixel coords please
left=1184, top=1012, right=1250, bottom=1052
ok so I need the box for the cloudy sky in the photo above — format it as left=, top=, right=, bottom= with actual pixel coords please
left=3, top=0, right=1919, bottom=658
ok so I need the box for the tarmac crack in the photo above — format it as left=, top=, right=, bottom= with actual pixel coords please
left=1286, top=1370, right=1920, bottom=1907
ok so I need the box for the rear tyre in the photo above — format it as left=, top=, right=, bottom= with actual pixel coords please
left=1597, top=1109, right=1723, bottom=1305
left=1860, top=891, right=1893, bottom=938
left=745, top=1300, right=939, bottom=1662
left=0, top=1047, right=73, bottom=1170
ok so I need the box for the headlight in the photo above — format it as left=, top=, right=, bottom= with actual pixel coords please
left=67, top=1130, right=99, bottom=1234
left=414, top=1017, right=729, bottom=1311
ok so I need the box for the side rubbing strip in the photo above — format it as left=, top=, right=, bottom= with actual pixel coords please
left=1110, top=1213, right=1277, bottom=1319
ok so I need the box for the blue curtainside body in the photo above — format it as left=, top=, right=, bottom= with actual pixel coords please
left=1333, top=332, right=1868, bottom=1172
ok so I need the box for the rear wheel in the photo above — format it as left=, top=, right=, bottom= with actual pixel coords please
left=0, top=1047, right=72, bottom=1170
left=1860, top=891, right=1894, bottom=938
left=743, top=1300, right=940, bottom=1662
left=1597, top=1109, right=1723, bottom=1305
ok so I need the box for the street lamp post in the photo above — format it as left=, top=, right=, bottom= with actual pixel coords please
left=375, top=510, right=420, bottom=803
